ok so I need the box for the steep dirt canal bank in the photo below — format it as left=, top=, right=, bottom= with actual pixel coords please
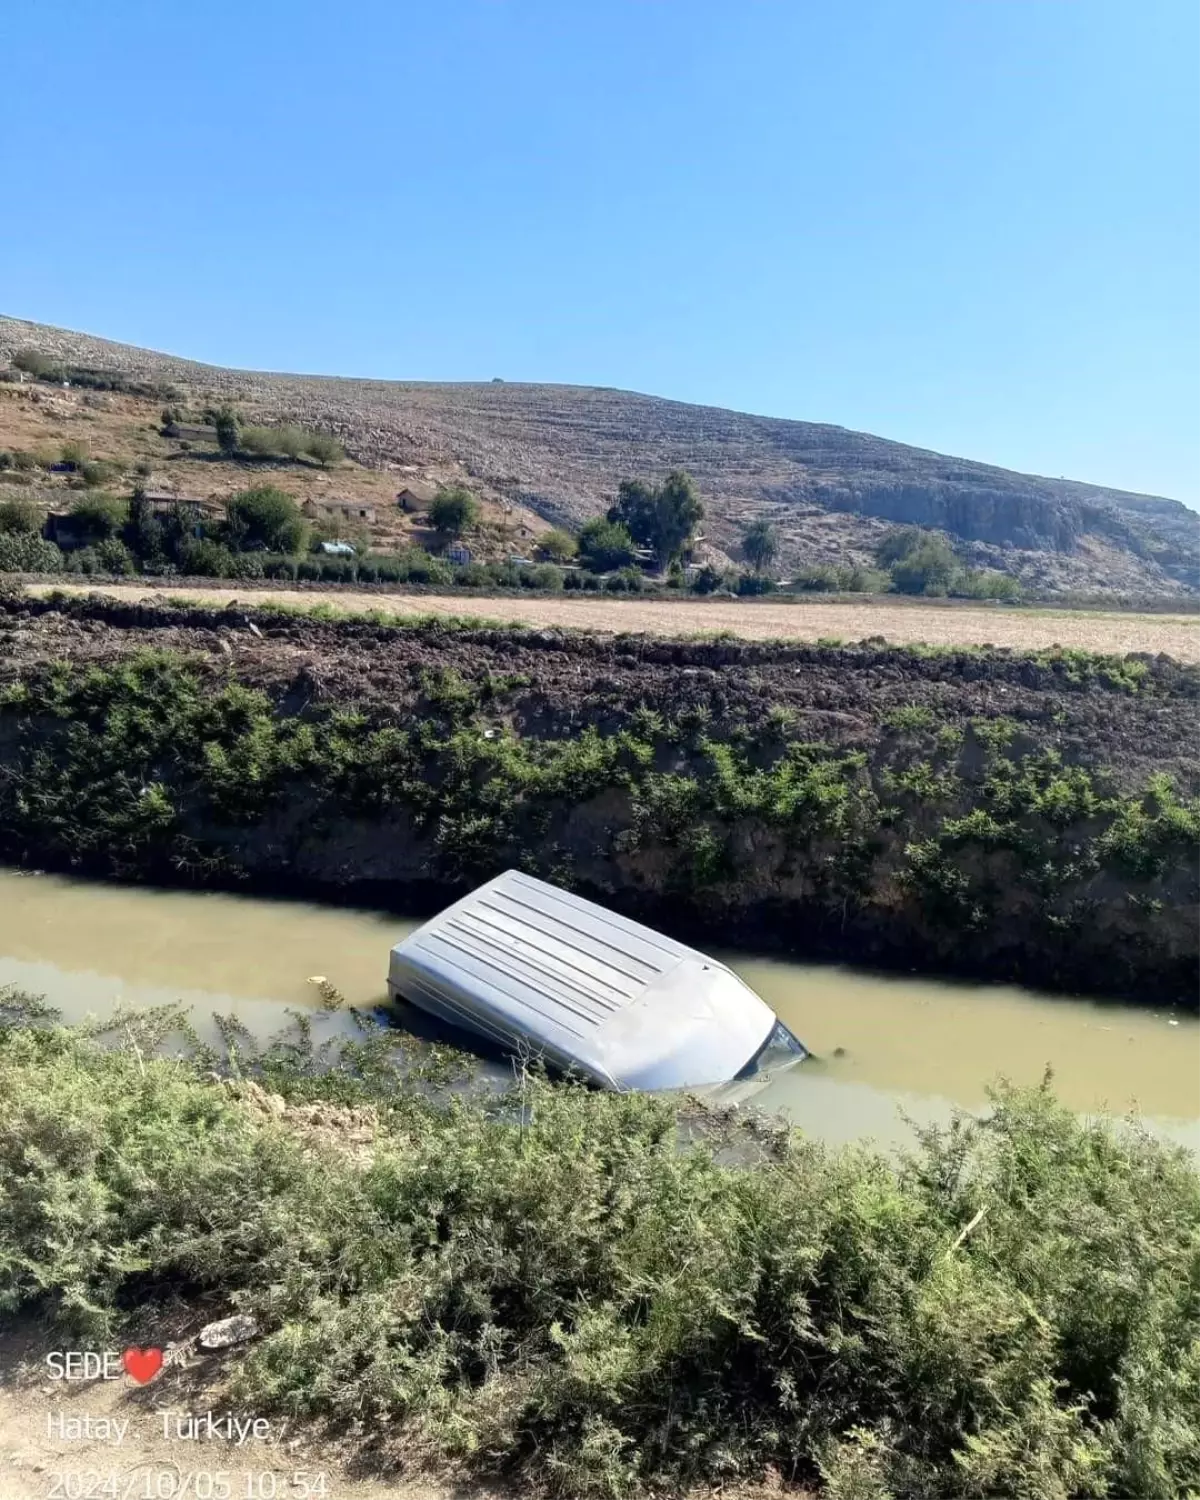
left=0, top=591, right=1197, bottom=1004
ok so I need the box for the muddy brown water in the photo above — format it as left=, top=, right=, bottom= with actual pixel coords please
left=1, top=870, right=1196, bottom=1154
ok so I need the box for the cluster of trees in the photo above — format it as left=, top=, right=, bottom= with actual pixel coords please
left=728, top=518, right=1022, bottom=600
left=185, top=405, right=344, bottom=467
left=572, top=471, right=705, bottom=573
left=874, top=527, right=1022, bottom=599
left=0, top=485, right=313, bottom=581
left=7, top=348, right=178, bottom=401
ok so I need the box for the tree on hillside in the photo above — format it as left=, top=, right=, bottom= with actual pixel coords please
left=124, top=489, right=166, bottom=564
left=213, top=406, right=240, bottom=456
left=304, top=431, right=344, bottom=466
left=11, top=349, right=59, bottom=379
left=742, top=519, right=780, bottom=573
left=578, top=517, right=636, bottom=572
left=537, top=528, right=578, bottom=563
left=875, top=526, right=959, bottom=596
left=606, top=470, right=704, bottom=567
left=428, top=486, right=481, bottom=537
left=224, top=485, right=306, bottom=554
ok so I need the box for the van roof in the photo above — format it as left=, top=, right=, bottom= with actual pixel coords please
left=403, top=870, right=692, bottom=1035
left=388, top=870, right=776, bottom=1089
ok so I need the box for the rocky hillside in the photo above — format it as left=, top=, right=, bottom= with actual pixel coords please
left=3, top=314, right=1196, bottom=596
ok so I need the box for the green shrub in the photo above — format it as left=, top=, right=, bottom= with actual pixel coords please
left=69, top=493, right=129, bottom=541
left=690, top=564, right=726, bottom=591
left=237, top=425, right=278, bottom=456
left=10, top=348, right=60, bottom=378
left=875, top=528, right=956, bottom=594
left=78, top=459, right=121, bottom=489
left=95, top=538, right=136, bottom=576
left=579, top=516, right=636, bottom=572
left=225, top=485, right=307, bottom=554
left=792, top=564, right=891, bottom=594
left=957, top=568, right=1023, bottom=601
left=537, top=527, right=579, bottom=562
left=228, top=552, right=266, bottom=580
left=178, top=538, right=236, bottom=576
left=736, top=572, right=776, bottom=595
left=529, top=562, right=565, bottom=591
left=274, top=424, right=306, bottom=460
left=454, top=561, right=491, bottom=588
left=303, top=431, right=343, bottom=466
left=0, top=1012, right=1196, bottom=1500
left=0, top=532, right=63, bottom=573
left=0, top=497, right=41, bottom=535
left=409, top=554, right=453, bottom=585
left=63, top=547, right=100, bottom=576
left=428, top=486, right=481, bottom=537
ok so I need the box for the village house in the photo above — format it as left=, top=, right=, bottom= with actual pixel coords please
left=141, top=492, right=224, bottom=519
left=303, top=498, right=377, bottom=524
left=394, top=482, right=437, bottom=513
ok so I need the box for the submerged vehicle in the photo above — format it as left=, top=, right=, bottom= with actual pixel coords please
left=387, top=869, right=807, bottom=1090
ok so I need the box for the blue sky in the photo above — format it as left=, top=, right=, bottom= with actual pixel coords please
left=2, top=1, right=1197, bottom=502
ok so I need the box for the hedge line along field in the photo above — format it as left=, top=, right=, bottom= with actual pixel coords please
left=1, top=589, right=1197, bottom=1003
left=23, top=579, right=1200, bottom=660
left=1, top=996, right=1198, bottom=1500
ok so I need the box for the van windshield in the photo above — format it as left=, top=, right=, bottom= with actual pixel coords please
left=734, top=1019, right=808, bottom=1080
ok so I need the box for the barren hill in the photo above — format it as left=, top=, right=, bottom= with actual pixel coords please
left=2, top=313, right=1196, bottom=596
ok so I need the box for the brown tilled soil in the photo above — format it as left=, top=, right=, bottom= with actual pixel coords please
left=24, top=582, right=1200, bottom=661
left=5, top=595, right=1198, bottom=793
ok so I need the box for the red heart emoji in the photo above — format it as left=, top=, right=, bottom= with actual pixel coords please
left=122, top=1348, right=163, bottom=1384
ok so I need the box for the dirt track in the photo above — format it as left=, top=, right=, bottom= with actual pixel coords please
left=24, top=583, right=1200, bottom=660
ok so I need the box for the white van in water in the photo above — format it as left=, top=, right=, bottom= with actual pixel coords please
left=387, top=869, right=807, bottom=1090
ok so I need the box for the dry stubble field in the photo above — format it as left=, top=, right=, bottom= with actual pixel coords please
left=24, top=582, right=1200, bottom=660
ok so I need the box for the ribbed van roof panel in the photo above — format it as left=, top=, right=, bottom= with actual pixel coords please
left=389, top=871, right=695, bottom=1044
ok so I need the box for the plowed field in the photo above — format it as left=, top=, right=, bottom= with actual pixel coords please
left=25, top=582, right=1200, bottom=660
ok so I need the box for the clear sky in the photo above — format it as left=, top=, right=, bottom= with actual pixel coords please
left=2, top=1, right=1197, bottom=502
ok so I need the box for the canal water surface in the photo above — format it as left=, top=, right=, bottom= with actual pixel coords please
left=1, top=870, right=1196, bottom=1154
